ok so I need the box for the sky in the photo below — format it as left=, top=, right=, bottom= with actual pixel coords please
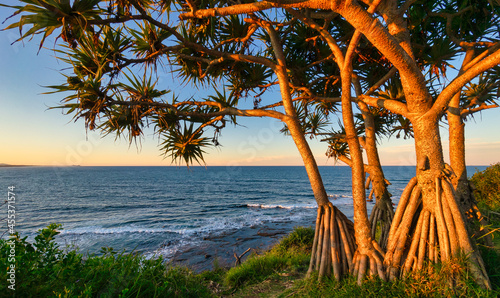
left=0, top=8, right=499, bottom=167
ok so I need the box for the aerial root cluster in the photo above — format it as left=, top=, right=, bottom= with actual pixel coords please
left=369, top=195, right=394, bottom=251
left=384, top=176, right=491, bottom=289
left=350, top=239, right=387, bottom=285
left=307, top=203, right=355, bottom=281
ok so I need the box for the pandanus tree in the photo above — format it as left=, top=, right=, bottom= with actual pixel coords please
left=3, top=0, right=500, bottom=289
left=449, top=70, right=500, bottom=246
left=2, top=0, right=356, bottom=282
left=404, top=1, right=500, bottom=248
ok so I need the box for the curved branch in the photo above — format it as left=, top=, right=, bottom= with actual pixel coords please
left=429, top=48, right=500, bottom=118
left=357, top=95, right=409, bottom=117
left=461, top=104, right=499, bottom=118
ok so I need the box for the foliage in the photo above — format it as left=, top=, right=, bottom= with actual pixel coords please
left=471, top=163, right=500, bottom=212
left=0, top=224, right=213, bottom=297
left=274, top=226, right=315, bottom=252
left=224, top=227, right=313, bottom=289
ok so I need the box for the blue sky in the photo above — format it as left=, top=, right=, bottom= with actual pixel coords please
left=0, top=7, right=499, bottom=167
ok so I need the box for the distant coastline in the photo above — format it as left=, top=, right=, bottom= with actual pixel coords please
left=0, top=163, right=34, bottom=168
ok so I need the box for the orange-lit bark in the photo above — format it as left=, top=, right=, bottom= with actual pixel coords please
left=264, top=22, right=355, bottom=281
left=359, top=103, right=394, bottom=250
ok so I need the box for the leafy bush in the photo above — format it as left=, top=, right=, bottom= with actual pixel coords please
left=0, top=224, right=213, bottom=297
left=471, top=163, right=500, bottom=212
left=224, top=227, right=313, bottom=289
left=274, top=226, right=314, bottom=252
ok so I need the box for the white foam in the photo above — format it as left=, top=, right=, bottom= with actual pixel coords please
left=246, top=203, right=316, bottom=209
left=59, top=226, right=176, bottom=235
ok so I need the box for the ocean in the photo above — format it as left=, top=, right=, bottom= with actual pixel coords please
left=0, top=165, right=486, bottom=270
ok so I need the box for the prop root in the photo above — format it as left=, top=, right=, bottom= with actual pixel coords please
left=307, top=203, right=355, bottom=281
left=384, top=176, right=492, bottom=289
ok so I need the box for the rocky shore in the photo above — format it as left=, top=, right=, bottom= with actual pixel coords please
left=169, top=221, right=313, bottom=272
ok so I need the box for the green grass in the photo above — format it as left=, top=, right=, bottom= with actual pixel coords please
left=224, top=226, right=313, bottom=289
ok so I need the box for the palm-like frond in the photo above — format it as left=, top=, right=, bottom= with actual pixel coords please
left=2, top=0, right=103, bottom=50
left=160, top=123, right=211, bottom=166
left=322, top=124, right=350, bottom=161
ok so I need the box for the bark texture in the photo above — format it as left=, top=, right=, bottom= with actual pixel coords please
left=307, top=203, right=356, bottom=280
left=359, top=103, right=394, bottom=250
left=384, top=118, right=491, bottom=289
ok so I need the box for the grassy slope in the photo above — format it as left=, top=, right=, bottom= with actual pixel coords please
left=223, top=227, right=500, bottom=298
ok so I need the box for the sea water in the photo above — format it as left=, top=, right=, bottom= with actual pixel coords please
left=0, top=165, right=486, bottom=267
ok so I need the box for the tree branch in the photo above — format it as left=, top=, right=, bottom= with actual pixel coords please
left=357, top=95, right=409, bottom=117
left=461, top=104, right=499, bottom=118
left=179, top=0, right=322, bottom=20
left=107, top=99, right=286, bottom=120
left=429, top=48, right=500, bottom=118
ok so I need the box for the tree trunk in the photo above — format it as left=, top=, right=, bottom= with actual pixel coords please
left=264, top=23, right=355, bottom=281
left=341, top=61, right=386, bottom=284
left=359, top=103, right=394, bottom=250
left=384, top=115, right=491, bottom=289
left=447, top=51, right=493, bottom=247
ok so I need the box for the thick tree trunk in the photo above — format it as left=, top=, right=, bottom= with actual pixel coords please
left=384, top=116, right=491, bottom=289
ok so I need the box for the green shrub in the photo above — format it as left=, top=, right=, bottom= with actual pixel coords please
left=0, top=224, right=213, bottom=297
left=224, top=227, right=313, bottom=289
left=274, top=226, right=314, bottom=252
left=471, top=163, right=500, bottom=212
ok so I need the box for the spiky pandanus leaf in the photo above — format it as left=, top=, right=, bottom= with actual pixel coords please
left=160, top=123, right=211, bottom=166
left=1, top=0, right=103, bottom=50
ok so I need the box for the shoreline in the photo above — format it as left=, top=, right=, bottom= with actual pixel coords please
left=167, top=221, right=314, bottom=272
